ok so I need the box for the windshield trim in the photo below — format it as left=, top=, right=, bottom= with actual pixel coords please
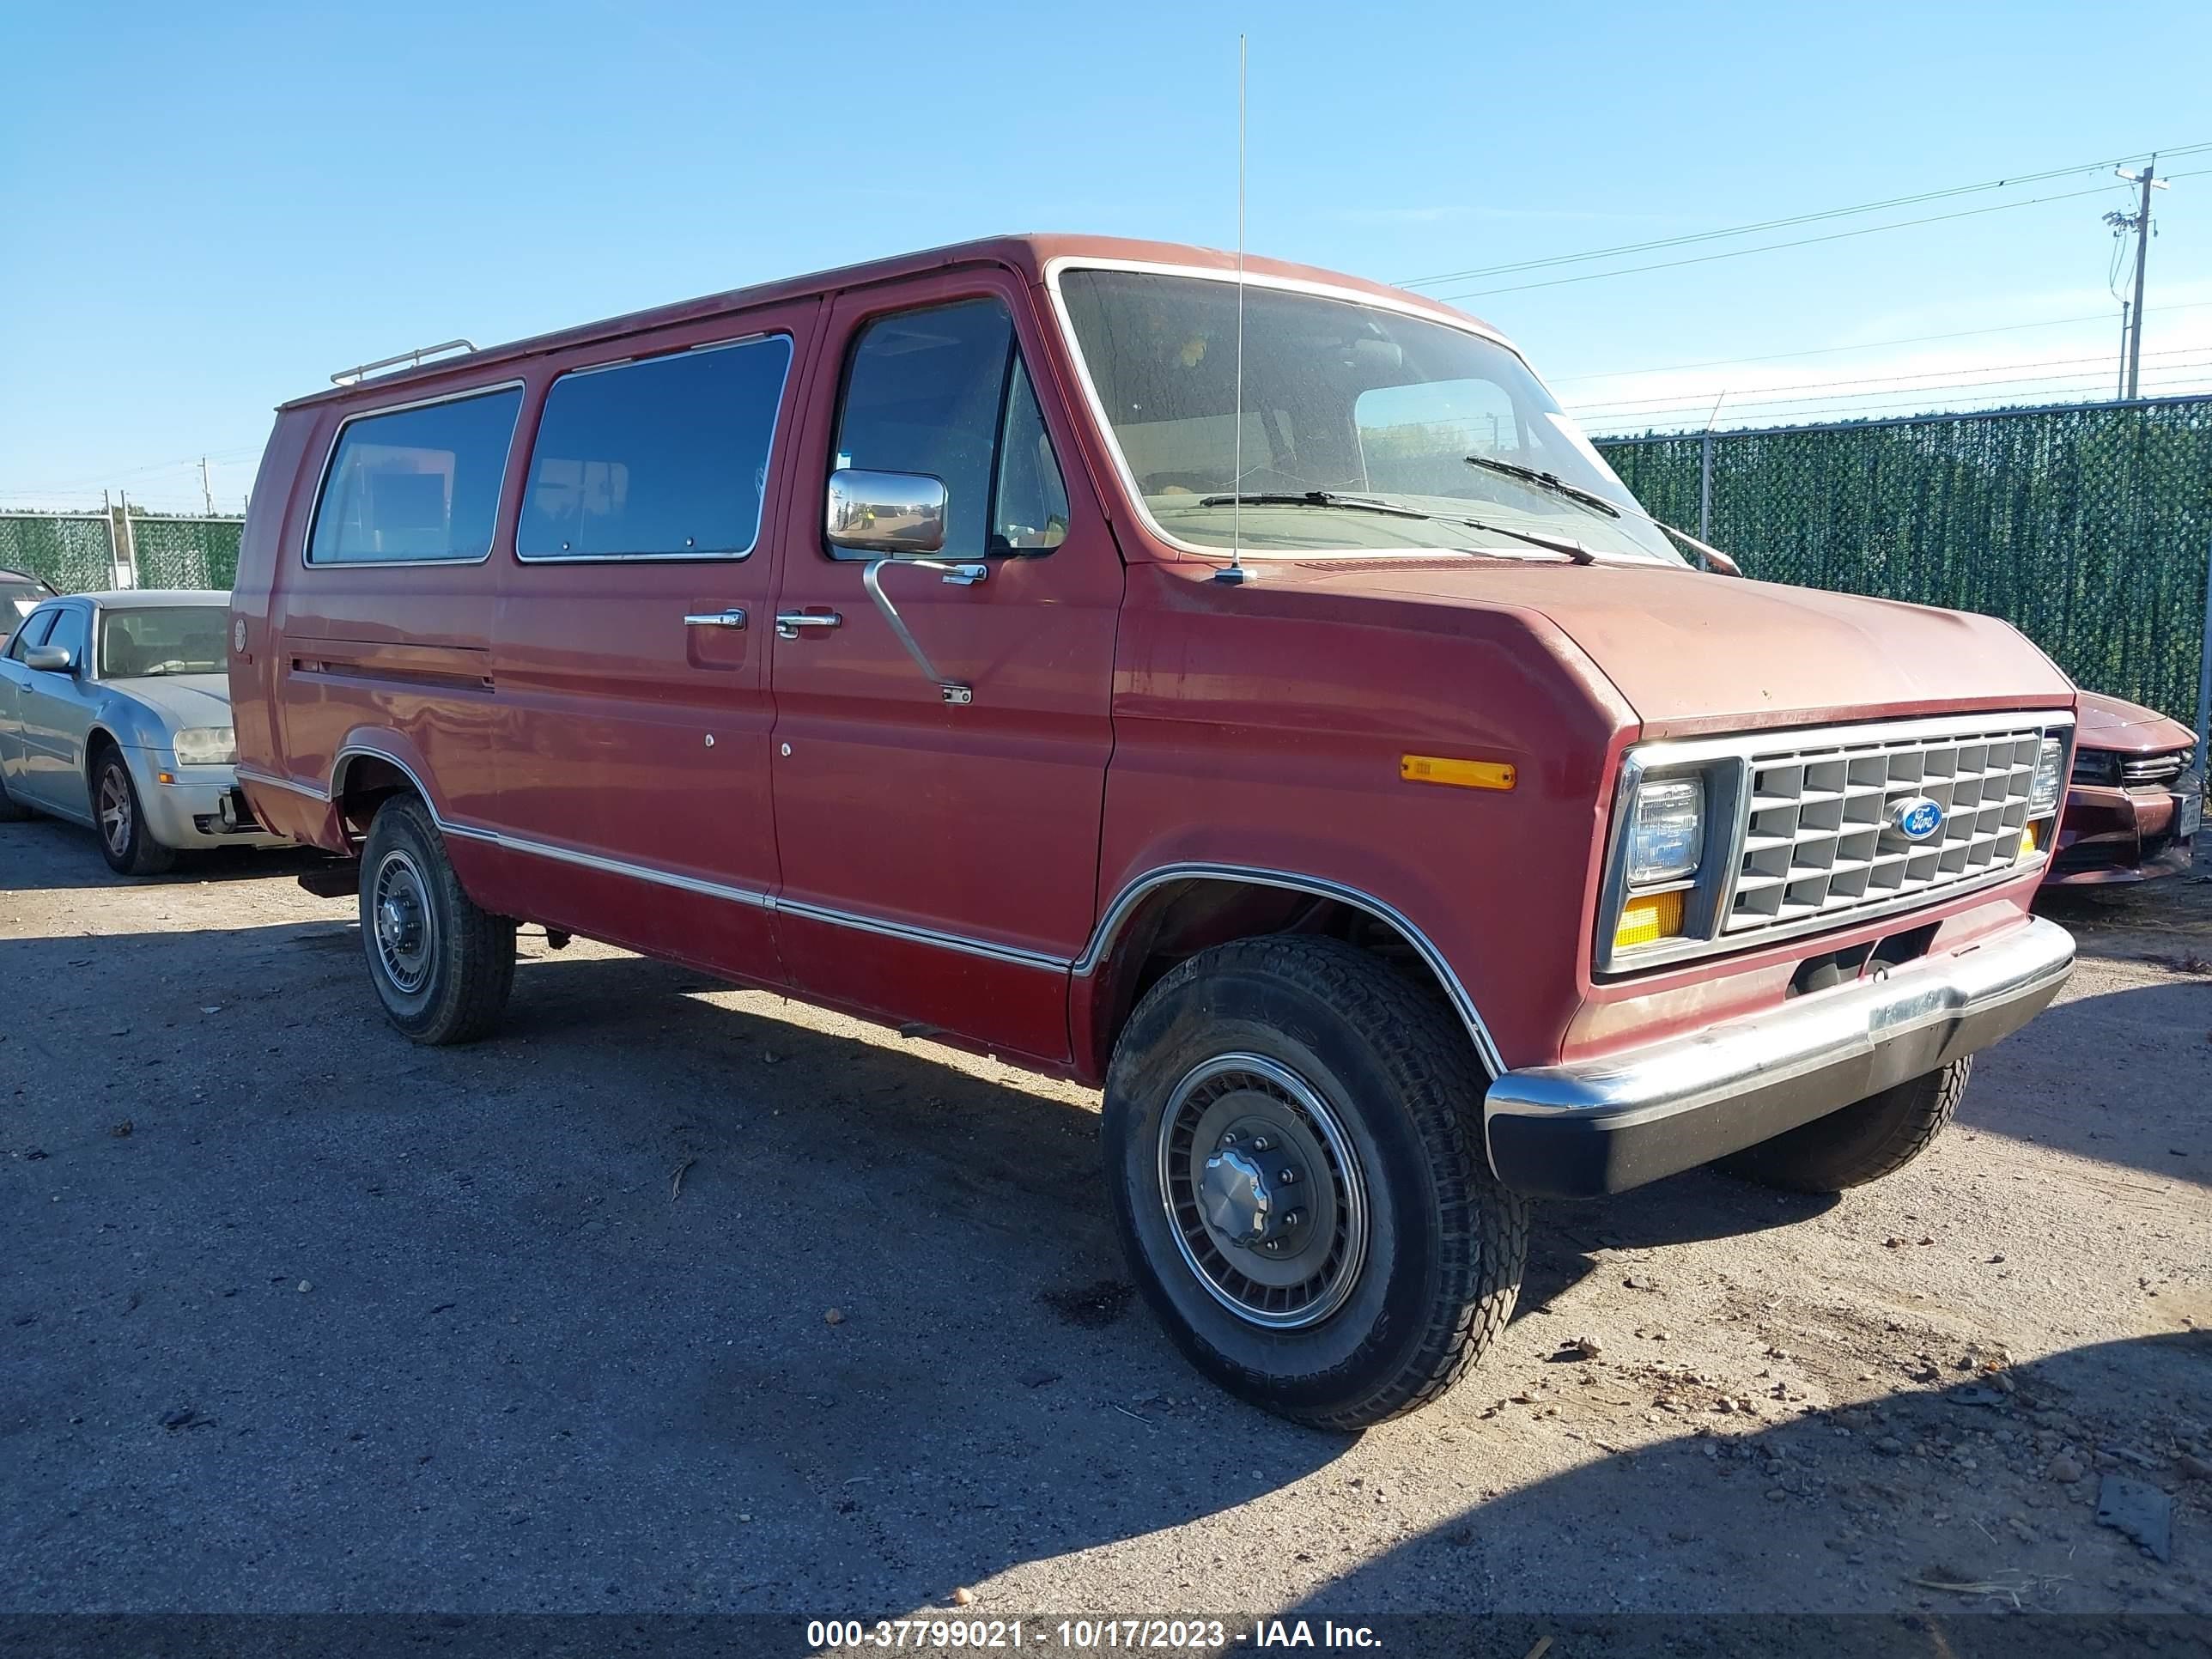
left=1041, top=256, right=1624, bottom=565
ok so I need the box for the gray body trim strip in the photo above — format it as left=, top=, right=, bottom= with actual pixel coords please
left=295, top=756, right=1504, bottom=1062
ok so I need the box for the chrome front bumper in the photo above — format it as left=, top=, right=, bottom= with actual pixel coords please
left=1484, top=916, right=2075, bottom=1197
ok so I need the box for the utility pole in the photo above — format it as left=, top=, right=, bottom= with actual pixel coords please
left=2110, top=157, right=2169, bottom=399
left=199, top=456, right=215, bottom=517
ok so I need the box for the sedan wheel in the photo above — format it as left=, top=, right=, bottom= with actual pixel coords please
left=91, top=752, right=176, bottom=877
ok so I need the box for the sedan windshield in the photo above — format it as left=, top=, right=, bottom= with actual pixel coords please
left=98, top=606, right=228, bottom=678
left=1057, top=270, right=1680, bottom=563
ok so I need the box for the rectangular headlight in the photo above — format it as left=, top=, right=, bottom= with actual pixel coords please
left=2028, top=735, right=2064, bottom=817
left=1626, top=776, right=1704, bottom=886
left=173, top=726, right=237, bottom=767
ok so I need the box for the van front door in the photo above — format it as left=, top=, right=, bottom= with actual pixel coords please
left=766, top=278, right=1121, bottom=1065
left=485, top=309, right=816, bottom=987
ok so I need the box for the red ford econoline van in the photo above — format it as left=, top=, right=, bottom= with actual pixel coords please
left=232, top=236, right=2076, bottom=1426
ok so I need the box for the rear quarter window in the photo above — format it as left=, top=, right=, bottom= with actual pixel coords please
left=307, top=386, right=523, bottom=565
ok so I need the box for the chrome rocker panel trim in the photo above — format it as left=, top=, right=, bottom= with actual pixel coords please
left=1484, top=915, right=2075, bottom=1199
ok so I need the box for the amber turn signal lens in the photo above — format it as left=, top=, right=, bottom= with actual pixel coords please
left=2021, top=821, right=2039, bottom=855
left=1613, top=888, right=1686, bottom=951
left=1401, top=754, right=1516, bottom=792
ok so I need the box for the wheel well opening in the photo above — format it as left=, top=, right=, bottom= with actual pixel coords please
left=1087, top=878, right=1468, bottom=1077
left=334, top=755, right=416, bottom=844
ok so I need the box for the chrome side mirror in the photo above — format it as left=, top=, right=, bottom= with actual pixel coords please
left=826, top=468, right=948, bottom=556
left=24, top=644, right=73, bottom=673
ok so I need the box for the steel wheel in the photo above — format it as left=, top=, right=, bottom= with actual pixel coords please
left=1157, top=1052, right=1370, bottom=1330
left=97, top=766, right=132, bottom=858
left=370, top=847, right=436, bottom=997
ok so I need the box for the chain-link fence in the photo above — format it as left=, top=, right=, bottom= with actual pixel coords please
left=130, top=515, right=242, bottom=590
left=1596, top=396, right=2212, bottom=727
left=0, top=511, right=241, bottom=595
left=0, top=514, right=117, bottom=594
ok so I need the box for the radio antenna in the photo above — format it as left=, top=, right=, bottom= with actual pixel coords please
left=1217, top=33, right=1253, bottom=585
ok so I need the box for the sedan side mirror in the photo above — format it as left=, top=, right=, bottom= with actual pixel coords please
left=826, top=468, right=949, bottom=556
left=24, top=644, right=74, bottom=673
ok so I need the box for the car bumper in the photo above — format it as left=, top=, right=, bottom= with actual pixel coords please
left=136, top=761, right=291, bottom=851
left=1483, top=915, right=2075, bottom=1198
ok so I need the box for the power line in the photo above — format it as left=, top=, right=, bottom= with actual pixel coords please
left=1580, top=368, right=2212, bottom=434
left=1543, top=298, right=2212, bottom=386
left=1399, top=141, right=2212, bottom=288
left=1430, top=169, right=2212, bottom=304
left=1562, top=344, right=2212, bottom=417
left=1573, top=362, right=2212, bottom=426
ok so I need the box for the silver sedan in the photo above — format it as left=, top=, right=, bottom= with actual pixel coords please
left=0, top=590, right=289, bottom=874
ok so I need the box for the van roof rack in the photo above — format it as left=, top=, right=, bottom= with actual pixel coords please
left=329, top=338, right=478, bottom=386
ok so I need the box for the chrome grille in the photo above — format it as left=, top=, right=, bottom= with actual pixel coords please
left=2122, top=751, right=2188, bottom=788
left=1726, top=721, right=2047, bottom=935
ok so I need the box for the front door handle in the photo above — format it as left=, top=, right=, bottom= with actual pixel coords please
left=683, top=608, right=748, bottom=629
left=775, top=611, right=842, bottom=641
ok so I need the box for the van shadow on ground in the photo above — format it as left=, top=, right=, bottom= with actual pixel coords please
left=3, top=914, right=2204, bottom=1622
left=1287, top=1331, right=2209, bottom=1624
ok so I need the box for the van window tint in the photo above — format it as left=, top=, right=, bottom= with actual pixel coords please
left=308, top=386, right=522, bottom=564
left=518, top=336, right=794, bottom=561
left=832, top=298, right=1068, bottom=559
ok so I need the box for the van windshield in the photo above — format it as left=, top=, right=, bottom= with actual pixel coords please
left=1057, top=269, right=1680, bottom=564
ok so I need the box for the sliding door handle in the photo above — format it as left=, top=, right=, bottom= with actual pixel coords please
left=683, top=608, right=748, bottom=629
left=775, top=611, right=842, bottom=640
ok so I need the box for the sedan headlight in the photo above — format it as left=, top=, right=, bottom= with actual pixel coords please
left=1625, top=776, right=1705, bottom=886
left=2027, top=736, right=2064, bottom=817
left=173, top=726, right=237, bottom=767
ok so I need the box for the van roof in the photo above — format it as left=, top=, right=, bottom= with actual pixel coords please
left=281, top=233, right=1502, bottom=412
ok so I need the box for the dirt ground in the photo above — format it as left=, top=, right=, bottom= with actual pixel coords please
left=3, top=813, right=2208, bottom=1624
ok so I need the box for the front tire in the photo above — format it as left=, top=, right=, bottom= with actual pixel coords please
left=1717, top=1057, right=1971, bottom=1193
left=92, top=750, right=175, bottom=876
left=1103, top=935, right=1527, bottom=1430
left=358, top=795, right=515, bottom=1045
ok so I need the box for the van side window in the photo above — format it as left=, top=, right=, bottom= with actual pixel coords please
left=518, top=335, right=794, bottom=562
left=307, top=386, right=523, bottom=565
left=831, top=298, right=1068, bottom=559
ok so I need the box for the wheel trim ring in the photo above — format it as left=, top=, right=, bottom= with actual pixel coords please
left=99, top=769, right=131, bottom=854
left=1156, top=1052, right=1370, bottom=1332
left=370, top=848, right=435, bottom=997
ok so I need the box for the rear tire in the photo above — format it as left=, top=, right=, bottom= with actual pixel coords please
left=358, top=795, right=514, bottom=1045
left=1717, top=1057, right=1971, bottom=1193
left=1103, top=935, right=1527, bottom=1431
left=0, top=769, right=29, bottom=822
left=92, top=750, right=176, bottom=876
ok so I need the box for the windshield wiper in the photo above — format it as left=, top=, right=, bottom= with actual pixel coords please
left=1463, top=456, right=1622, bottom=519
left=1197, top=490, right=1433, bottom=520
left=1195, top=488, right=1595, bottom=565
left=1464, top=455, right=1744, bottom=576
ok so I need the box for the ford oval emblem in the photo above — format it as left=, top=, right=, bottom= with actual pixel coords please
left=1889, top=795, right=1945, bottom=842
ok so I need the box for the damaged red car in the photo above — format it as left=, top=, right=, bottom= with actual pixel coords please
left=2050, top=690, right=2202, bottom=884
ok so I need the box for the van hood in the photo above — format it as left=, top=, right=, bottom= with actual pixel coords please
left=1269, top=558, right=2076, bottom=738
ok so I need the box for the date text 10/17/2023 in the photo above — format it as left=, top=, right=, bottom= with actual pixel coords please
left=806, top=1618, right=1384, bottom=1650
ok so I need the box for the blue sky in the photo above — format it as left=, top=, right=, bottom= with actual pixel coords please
left=4, top=0, right=2209, bottom=512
